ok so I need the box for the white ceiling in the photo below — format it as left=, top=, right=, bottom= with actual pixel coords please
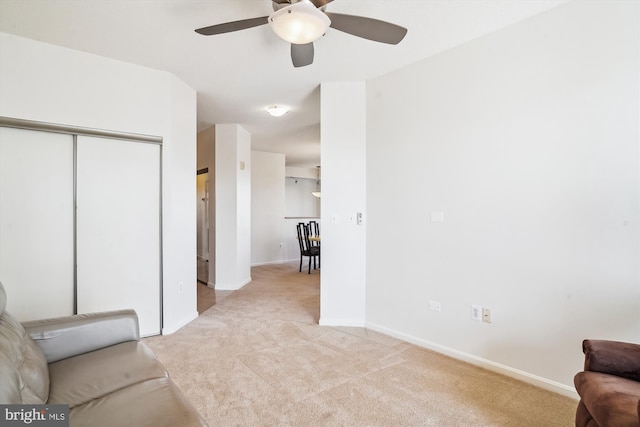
left=0, top=0, right=567, bottom=166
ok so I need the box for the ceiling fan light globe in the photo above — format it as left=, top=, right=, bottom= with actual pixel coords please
left=269, top=1, right=331, bottom=44
left=266, top=105, right=289, bottom=117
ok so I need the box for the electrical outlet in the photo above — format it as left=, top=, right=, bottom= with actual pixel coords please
left=178, top=282, right=184, bottom=294
left=428, top=300, right=441, bottom=312
left=471, top=304, right=482, bottom=321
left=482, top=307, right=491, bottom=323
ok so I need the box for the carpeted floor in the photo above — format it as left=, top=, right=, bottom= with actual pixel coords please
left=144, top=263, right=577, bottom=426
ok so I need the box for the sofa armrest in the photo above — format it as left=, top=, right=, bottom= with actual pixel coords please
left=22, top=310, right=140, bottom=363
left=583, top=339, right=640, bottom=382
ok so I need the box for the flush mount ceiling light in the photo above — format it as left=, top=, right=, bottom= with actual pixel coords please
left=268, top=0, right=331, bottom=45
left=265, top=105, right=289, bottom=117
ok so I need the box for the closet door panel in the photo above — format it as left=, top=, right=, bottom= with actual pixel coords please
left=76, top=135, right=160, bottom=336
left=0, top=127, right=74, bottom=320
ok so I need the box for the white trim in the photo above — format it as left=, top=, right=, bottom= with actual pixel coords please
left=215, top=277, right=252, bottom=291
left=319, top=317, right=366, bottom=327
left=162, top=310, right=198, bottom=335
left=366, top=321, right=579, bottom=400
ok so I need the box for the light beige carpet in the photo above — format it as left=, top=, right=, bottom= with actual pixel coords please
left=144, top=263, right=577, bottom=426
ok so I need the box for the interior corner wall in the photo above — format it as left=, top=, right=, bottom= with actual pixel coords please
left=215, top=124, right=252, bottom=290
left=365, top=0, right=639, bottom=396
left=162, top=76, right=198, bottom=333
left=0, top=32, right=198, bottom=335
left=251, top=150, right=286, bottom=266
left=197, top=125, right=215, bottom=171
left=320, top=82, right=367, bottom=326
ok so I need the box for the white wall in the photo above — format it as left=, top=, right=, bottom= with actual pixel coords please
left=0, top=32, right=198, bottom=335
left=251, top=151, right=287, bottom=266
left=320, top=82, right=367, bottom=326
left=197, top=126, right=215, bottom=171
left=285, top=177, right=320, bottom=217
left=285, top=166, right=318, bottom=180
left=215, top=124, right=252, bottom=290
left=365, top=0, right=639, bottom=396
left=162, top=76, right=198, bottom=333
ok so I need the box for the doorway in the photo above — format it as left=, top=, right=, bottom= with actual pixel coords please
left=196, top=170, right=209, bottom=284
left=196, top=169, right=217, bottom=313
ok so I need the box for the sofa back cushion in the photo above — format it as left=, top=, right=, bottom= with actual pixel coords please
left=0, top=282, right=50, bottom=404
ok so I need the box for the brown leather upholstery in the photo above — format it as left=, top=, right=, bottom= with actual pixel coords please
left=575, top=339, right=640, bottom=427
left=0, top=281, right=208, bottom=426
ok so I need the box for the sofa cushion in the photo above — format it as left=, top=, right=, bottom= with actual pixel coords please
left=583, top=340, right=640, bottom=382
left=575, top=371, right=640, bottom=427
left=0, top=310, right=50, bottom=404
left=47, top=341, right=168, bottom=407
left=69, top=377, right=207, bottom=427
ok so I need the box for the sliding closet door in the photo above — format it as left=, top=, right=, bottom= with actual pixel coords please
left=76, top=135, right=160, bottom=336
left=0, top=127, right=74, bottom=320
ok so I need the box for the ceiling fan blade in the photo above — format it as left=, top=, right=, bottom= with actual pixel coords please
left=309, top=0, right=334, bottom=7
left=291, top=43, right=314, bottom=67
left=325, top=12, right=407, bottom=45
left=195, top=16, right=269, bottom=36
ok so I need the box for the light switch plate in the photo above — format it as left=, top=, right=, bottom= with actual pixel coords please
left=471, top=304, right=482, bottom=321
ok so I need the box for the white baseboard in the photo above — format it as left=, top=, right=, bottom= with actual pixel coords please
left=319, top=317, right=366, bottom=327
left=215, top=276, right=252, bottom=291
left=162, top=310, right=198, bottom=335
left=365, top=321, right=579, bottom=400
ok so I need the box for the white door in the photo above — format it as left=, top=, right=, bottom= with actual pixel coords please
left=0, top=127, right=75, bottom=320
left=76, top=135, right=161, bottom=336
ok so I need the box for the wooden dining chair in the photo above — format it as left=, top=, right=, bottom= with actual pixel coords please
left=308, top=220, right=320, bottom=239
left=296, top=222, right=319, bottom=274
left=308, top=220, right=320, bottom=268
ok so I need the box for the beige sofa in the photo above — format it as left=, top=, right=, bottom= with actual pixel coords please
left=0, top=281, right=208, bottom=427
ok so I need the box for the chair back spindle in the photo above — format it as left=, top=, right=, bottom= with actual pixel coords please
left=296, top=222, right=319, bottom=274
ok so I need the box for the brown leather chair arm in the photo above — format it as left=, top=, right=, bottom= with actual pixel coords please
left=22, top=310, right=140, bottom=363
left=583, top=339, right=640, bottom=382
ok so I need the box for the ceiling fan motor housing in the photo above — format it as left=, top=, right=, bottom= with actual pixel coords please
left=272, top=0, right=328, bottom=12
left=269, top=0, right=331, bottom=44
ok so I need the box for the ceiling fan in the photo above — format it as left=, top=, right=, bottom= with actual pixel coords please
left=195, top=0, right=408, bottom=67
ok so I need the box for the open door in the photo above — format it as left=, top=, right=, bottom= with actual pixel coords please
left=196, top=171, right=209, bottom=284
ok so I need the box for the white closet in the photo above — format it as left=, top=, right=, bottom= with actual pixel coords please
left=0, top=127, right=75, bottom=320
left=0, top=120, right=162, bottom=336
